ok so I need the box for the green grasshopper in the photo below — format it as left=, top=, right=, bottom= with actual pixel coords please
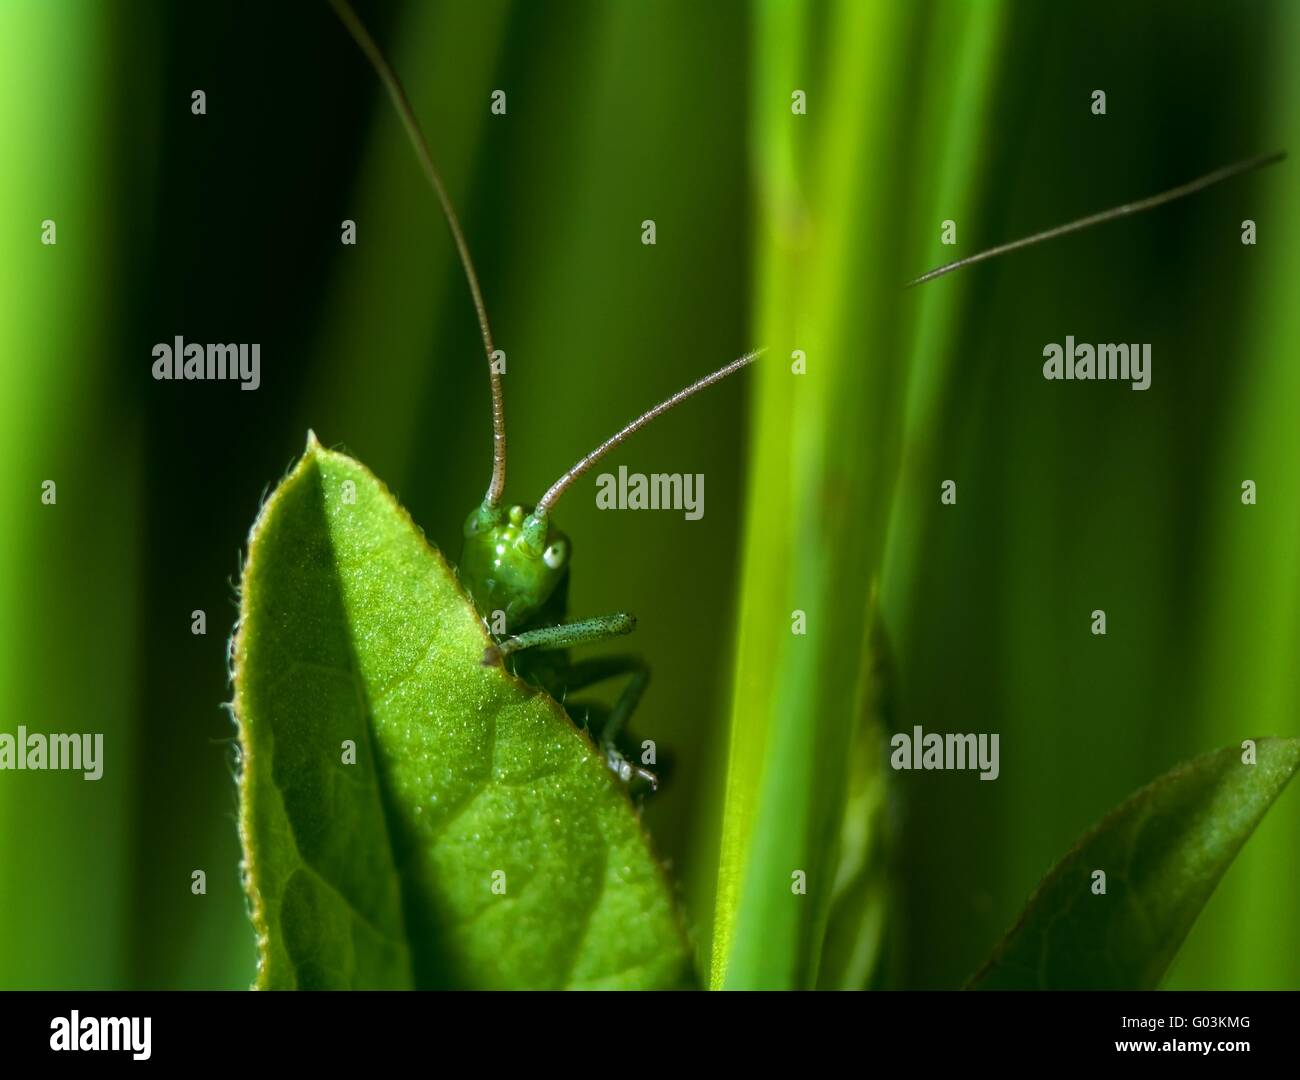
left=330, top=0, right=1283, bottom=791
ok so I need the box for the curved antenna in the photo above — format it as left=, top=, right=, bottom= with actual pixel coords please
left=534, top=349, right=763, bottom=517
left=329, top=0, right=508, bottom=507
left=906, top=150, right=1286, bottom=288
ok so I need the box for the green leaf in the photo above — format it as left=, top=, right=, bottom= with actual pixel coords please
left=233, top=435, right=691, bottom=989
left=970, top=737, right=1300, bottom=990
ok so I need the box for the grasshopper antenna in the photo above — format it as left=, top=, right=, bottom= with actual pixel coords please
left=906, top=150, right=1286, bottom=288
left=328, top=0, right=508, bottom=508
left=533, top=349, right=764, bottom=518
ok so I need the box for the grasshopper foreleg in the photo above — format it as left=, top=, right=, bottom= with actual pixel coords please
left=481, top=613, right=635, bottom=665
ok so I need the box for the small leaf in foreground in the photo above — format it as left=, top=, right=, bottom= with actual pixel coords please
left=970, top=737, right=1300, bottom=989
left=233, top=435, right=691, bottom=989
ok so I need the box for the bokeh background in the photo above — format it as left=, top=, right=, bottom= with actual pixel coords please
left=1, top=0, right=1296, bottom=990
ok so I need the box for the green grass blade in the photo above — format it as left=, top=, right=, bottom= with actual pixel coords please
left=712, top=0, right=1011, bottom=993
left=1170, top=1, right=1300, bottom=989
left=712, top=0, right=914, bottom=990
left=0, top=0, right=141, bottom=989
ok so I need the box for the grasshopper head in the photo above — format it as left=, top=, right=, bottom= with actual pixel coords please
left=460, top=502, right=569, bottom=627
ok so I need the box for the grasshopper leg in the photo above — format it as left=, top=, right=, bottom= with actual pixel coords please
left=481, top=613, right=635, bottom=664
left=561, top=654, right=656, bottom=791
left=483, top=617, right=657, bottom=790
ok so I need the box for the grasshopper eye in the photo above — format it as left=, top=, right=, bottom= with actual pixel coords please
left=543, top=539, right=568, bottom=570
